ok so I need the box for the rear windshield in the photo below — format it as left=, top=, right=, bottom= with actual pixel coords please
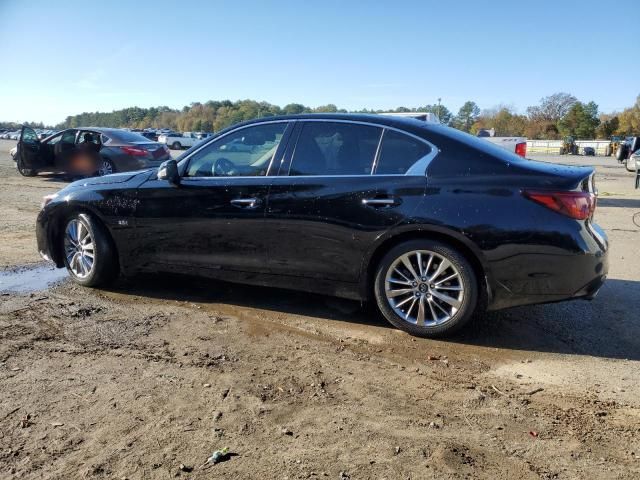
left=108, top=130, right=154, bottom=143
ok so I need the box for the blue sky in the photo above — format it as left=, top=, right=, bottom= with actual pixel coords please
left=1, top=0, right=638, bottom=125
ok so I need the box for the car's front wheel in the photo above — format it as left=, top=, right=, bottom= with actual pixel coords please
left=374, top=239, right=478, bottom=338
left=172, top=141, right=182, bottom=150
left=62, top=213, right=119, bottom=287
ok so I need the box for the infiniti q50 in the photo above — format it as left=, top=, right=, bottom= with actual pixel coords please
left=36, top=114, right=608, bottom=337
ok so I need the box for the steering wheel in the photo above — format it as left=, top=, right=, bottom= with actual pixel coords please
left=213, top=157, right=235, bottom=176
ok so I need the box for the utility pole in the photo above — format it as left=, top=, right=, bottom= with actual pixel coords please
left=437, top=98, right=441, bottom=122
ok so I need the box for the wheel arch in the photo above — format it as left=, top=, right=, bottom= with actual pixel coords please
left=47, top=203, right=119, bottom=269
left=360, top=226, right=492, bottom=305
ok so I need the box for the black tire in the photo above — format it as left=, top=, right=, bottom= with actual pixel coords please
left=374, top=239, right=478, bottom=338
left=62, top=213, right=119, bottom=287
left=172, top=141, right=181, bottom=150
left=616, top=144, right=628, bottom=162
left=16, top=157, right=36, bottom=177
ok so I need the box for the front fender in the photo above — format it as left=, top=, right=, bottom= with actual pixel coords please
left=39, top=187, right=138, bottom=268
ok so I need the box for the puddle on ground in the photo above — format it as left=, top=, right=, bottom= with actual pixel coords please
left=0, top=264, right=68, bottom=293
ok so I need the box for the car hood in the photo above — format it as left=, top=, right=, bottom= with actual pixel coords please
left=68, top=169, right=154, bottom=188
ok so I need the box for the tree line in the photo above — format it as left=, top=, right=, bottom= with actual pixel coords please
left=4, top=93, right=639, bottom=139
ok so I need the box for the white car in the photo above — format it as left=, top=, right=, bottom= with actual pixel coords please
left=158, top=131, right=206, bottom=150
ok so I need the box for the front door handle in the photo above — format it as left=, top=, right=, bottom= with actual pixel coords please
left=362, top=197, right=399, bottom=207
left=231, top=197, right=262, bottom=209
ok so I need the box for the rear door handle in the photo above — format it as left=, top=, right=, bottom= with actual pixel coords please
left=362, top=197, right=399, bottom=207
left=230, top=197, right=262, bottom=209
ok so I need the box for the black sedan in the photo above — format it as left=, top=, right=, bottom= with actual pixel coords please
left=16, top=127, right=171, bottom=177
left=35, top=114, right=608, bottom=337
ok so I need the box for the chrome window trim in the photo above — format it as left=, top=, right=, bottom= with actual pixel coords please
left=370, top=128, right=385, bottom=174
left=180, top=120, right=291, bottom=179
left=405, top=141, right=439, bottom=176
left=181, top=117, right=440, bottom=180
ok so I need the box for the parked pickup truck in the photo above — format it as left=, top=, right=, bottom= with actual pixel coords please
left=477, top=129, right=527, bottom=157
left=158, top=132, right=211, bottom=150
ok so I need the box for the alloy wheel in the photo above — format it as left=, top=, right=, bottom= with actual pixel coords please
left=64, top=219, right=95, bottom=278
left=98, top=159, right=113, bottom=176
left=384, top=250, right=464, bottom=326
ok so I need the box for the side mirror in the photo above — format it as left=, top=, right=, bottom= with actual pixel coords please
left=157, top=159, right=179, bottom=184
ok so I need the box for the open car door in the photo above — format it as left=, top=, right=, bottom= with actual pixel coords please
left=17, top=126, right=43, bottom=177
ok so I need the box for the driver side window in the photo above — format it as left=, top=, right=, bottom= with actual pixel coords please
left=185, top=122, right=288, bottom=177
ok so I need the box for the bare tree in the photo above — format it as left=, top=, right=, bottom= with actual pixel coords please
left=526, top=93, right=577, bottom=122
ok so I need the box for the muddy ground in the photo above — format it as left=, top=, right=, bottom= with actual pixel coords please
left=1, top=138, right=639, bottom=479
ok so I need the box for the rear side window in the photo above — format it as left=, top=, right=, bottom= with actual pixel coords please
left=290, top=122, right=382, bottom=176
left=375, top=130, right=431, bottom=175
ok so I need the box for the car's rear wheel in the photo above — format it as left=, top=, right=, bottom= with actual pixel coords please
left=172, top=141, right=181, bottom=150
left=62, top=213, right=118, bottom=287
left=374, top=240, right=478, bottom=338
left=97, top=157, right=115, bottom=176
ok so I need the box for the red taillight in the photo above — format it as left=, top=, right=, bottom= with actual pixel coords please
left=523, top=190, right=596, bottom=220
left=515, top=142, right=527, bottom=157
left=120, top=146, right=148, bottom=156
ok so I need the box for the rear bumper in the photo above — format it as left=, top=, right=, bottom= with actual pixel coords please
left=487, top=221, right=609, bottom=310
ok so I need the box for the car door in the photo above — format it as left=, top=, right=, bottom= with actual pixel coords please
left=266, top=121, right=432, bottom=284
left=132, top=121, right=293, bottom=274
left=18, top=126, right=46, bottom=171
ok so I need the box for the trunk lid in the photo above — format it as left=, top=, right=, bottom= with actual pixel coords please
left=514, top=159, right=595, bottom=191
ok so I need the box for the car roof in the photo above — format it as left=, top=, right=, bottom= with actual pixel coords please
left=67, top=114, right=449, bottom=141
left=217, top=113, right=445, bottom=138
left=239, top=112, right=421, bottom=126
left=77, top=127, right=127, bottom=134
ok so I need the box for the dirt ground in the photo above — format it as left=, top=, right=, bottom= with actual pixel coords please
left=1, top=138, right=640, bottom=479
